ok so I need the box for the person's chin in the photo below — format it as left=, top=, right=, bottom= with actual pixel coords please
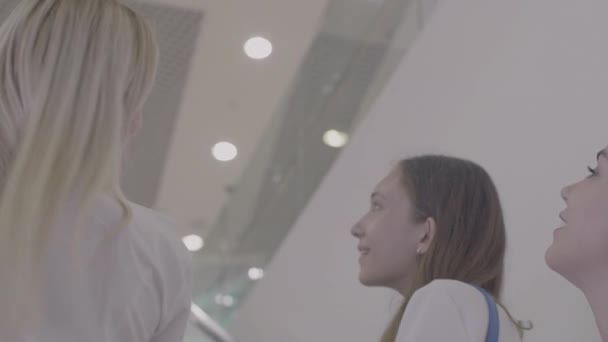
left=546, top=227, right=566, bottom=271
left=545, top=242, right=581, bottom=285
left=545, top=243, right=559, bottom=272
left=359, top=272, right=380, bottom=287
left=359, top=274, right=373, bottom=287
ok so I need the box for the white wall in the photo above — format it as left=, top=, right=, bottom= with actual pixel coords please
left=232, top=0, right=608, bottom=341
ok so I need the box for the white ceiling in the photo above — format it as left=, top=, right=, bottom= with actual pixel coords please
left=143, top=0, right=331, bottom=236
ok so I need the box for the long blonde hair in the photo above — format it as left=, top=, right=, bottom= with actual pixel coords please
left=0, top=0, right=158, bottom=331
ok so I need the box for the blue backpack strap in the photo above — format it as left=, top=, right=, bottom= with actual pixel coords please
left=475, top=286, right=500, bottom=342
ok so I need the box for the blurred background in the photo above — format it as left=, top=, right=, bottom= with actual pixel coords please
left=3, top=0, right=608, bottom=341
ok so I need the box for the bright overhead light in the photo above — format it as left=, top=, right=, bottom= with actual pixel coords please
left=248, top=267, right=264, bottom=281
left=215, top=294, right=235, bottom=308
left=182, top=234, right=204, bottom=252
left=212, top=142, right=238, bottom=162
left=323, top=129, right=349, bottom=148
left=244, top=36, right=273, bottom=60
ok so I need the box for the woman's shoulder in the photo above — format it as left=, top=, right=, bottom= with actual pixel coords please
left=405, top=279, right=522, bottom=342
left=129, top=202, right=178, bottom=235
left=128, top=202, right=190, bottom=261
left=128, top=201, right=192, bottom=293
left=409, top=279, right=489, bottom=323
left=397, top=280, right=488, bottom=341
left=413, top=279, right=485, bottom=300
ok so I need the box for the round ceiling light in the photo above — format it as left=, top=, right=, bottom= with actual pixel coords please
left=248, top=267, right=265, bottom=281
left=182, top=234, right=204, bottom=252
left=323, top=129, right=349, bottom=148
left=215, top=294, right=235, bottom=307
left=212, top=142, right=238, bottom=162
left=244, top=36, right=273, bottom=60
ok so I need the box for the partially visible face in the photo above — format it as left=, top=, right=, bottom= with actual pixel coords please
left=546, top=146, right=608, bottom=283
left=351, top=168, right=425, bottom=291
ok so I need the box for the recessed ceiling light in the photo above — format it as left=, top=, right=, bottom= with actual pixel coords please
left=248, top=267, right=264, bottom=280
left=212, top=142, right=238, bottom=162
left=244, top=36, right=273, bottom=60
left=182, top=234, right=204, bottom=252
left=215, top=294, right=235, bottom=307
left=323, top=129, right=349, bottom=148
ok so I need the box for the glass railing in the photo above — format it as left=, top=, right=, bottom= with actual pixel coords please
left=185, top=303, right=234, bottom=342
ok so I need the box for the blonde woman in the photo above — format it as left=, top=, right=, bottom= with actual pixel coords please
left=0, top=1, right=191, bottom=341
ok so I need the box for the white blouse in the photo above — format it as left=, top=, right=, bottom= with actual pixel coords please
left=11, top=195, right=192, bottom=342
left=396, top=279, right=522, bottom=342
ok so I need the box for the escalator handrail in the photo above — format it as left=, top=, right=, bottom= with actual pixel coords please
left=190, top=302, right=235, bottom=342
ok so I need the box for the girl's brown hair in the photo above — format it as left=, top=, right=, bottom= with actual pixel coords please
left=381, top=155, right=518, bottom=341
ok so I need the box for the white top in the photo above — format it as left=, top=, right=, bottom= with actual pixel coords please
left=15, top=195, right=192, bottom=342
left=396, top=279, right=521, bottom=342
